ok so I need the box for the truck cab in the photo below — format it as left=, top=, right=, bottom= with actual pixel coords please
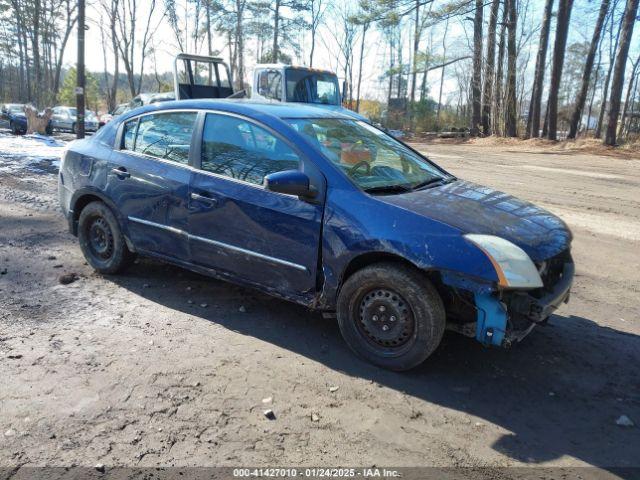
left=252, top=64, right=369, bottom=122
left=252, top=64, right=341, bottom=105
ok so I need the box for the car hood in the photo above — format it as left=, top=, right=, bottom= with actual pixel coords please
left=379, top=180, right=571, bottom=262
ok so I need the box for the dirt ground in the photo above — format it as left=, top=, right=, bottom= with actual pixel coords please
left=1, top=132, right=639, bottom=472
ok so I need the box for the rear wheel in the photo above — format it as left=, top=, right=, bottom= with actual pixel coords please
left=78, top=201, right=134, bottom=274
left=71, top=122, right=77, bottom=134
left=10, top=121, right=21, bottom=135
left=337, top=263, right=446, bottom=371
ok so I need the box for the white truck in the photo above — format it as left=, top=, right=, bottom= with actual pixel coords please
left=161, top=54, right=367, bottom=121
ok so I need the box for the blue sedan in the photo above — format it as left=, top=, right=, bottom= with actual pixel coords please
left=1, top=103, right=53, bottom=135
left=58, top=100, right=574, bottom=370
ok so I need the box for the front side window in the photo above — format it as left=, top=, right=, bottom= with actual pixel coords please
left=287, top=118, right=450, bottom=193
left=201, top=113, right=300, bottom=185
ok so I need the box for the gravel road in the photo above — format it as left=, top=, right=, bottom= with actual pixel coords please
left=1, top=132, right=638, bottom=473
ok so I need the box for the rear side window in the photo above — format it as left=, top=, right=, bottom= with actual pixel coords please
left=257, top=70, right=282, bottom=100
left=122, top=119, right=137, bottom=150
left=200, top=113, right=300, bottom=185
left=126, top=112, right=197, bottom=165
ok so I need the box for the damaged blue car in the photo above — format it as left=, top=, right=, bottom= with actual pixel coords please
left=58, top=100, right=574, bottom=370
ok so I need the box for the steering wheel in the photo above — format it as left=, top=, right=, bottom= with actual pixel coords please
left=349, top=161, right=372, bottom=177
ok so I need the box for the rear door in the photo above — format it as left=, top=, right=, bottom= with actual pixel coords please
left=106, top=111, right=198, bottom=261
left=187, top=112, right=323, bottom=299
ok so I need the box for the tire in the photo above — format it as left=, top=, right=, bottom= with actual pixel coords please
left=10, top=121, right=21, bottom=135
left=45, top=125, right=53, bottom=136
left=337, top=262, right=446, bottom=371
left=71, top=122, right=77, bottom=134
left=78, top=201, right=134, bottom=274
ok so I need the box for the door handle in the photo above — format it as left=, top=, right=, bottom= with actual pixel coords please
left=111, top=167, right=130, bottom=178
left=190, top=192, right=218, bottom=205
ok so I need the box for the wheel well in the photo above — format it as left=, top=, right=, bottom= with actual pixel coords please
left=341, top=252, right=428, bottom=287
left=338, top=252, right=456, bottom=312
left=71, top=194, right=103, bottom=235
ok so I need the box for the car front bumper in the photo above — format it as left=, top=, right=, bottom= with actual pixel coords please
left=474, top=259, right=575, bottom=347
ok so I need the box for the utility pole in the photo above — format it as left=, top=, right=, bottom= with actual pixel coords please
left=76, top=0, right=86, bottom=139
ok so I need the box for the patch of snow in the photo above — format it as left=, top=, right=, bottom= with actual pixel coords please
left=0, top=131, right=66, bottom=176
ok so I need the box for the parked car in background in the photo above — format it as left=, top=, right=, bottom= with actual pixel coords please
left=59, top=100, right=574, bottom=371
left=51, top=106, right=99, bottom=133
left=1, top=103, right=53, bottom=135
left=128, top=92, right=175, bottom=110
left=99, top=103, right=130, bottom=127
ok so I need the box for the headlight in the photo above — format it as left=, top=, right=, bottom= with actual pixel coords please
left=464, top=234, right=543, bottom=289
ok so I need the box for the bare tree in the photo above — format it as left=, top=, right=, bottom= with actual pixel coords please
left=471, top=0, right=483, bottom=133
left=526, top=0, right=553, bottom=137
left=482, top=0, right=500, bottom=135
left=546, top=0, right=574, bottom=140
left=619, top=52, right=640, bottom=137
left=567, top=0, right=610, bottom=138
left=604, top=0, right=639, bottom=145
left=504, top=0, right=517, bottom=136
left=308, top=0, right=326, bottom=67
left=596, top=0, right=622, bottom=137
left=355, top=19, right=370, bottom=112
left=493, top=0, right=508, bottom=135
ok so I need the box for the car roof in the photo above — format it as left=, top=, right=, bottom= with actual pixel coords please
left=121, top=99, right=355, bottom=121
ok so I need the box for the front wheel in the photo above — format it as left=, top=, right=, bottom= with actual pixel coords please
left=78, top=201, right=134, bottom=274
left=71, top=122, right=77, bottom=134
left=337, top=263, right=446, bottom=371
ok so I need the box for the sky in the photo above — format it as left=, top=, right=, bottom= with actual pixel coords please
left=63, top=0, right=638, bottom=104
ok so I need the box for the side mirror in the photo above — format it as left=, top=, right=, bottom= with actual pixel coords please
left=264, top=170, right=316, bottom=198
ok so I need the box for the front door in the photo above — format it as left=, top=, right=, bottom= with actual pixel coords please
left=188, top=112, right=323, bottom=300
left=106, top=111, right=198, bottom=261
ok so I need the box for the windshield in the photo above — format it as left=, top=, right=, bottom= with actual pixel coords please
left=285, top=70, right=340, bottom=105
left=8, top=105, right=24, bottom=114
left=287, top=118, right=451, bottom=193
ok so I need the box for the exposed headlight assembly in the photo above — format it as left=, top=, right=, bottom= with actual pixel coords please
left=464, top=234, right=543, bottom=289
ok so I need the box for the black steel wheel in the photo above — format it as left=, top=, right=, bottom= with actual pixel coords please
left=337, top=262, right=445, bottom=371
left=78, top=201, right=134, bottom=274
left=357, top=288, right=415, bottom=352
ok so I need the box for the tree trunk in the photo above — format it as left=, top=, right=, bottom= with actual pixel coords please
left=604, top=0, right=639, bottom=145
left=236, top=0, right=245, bottom=90
left=596, top=4, right=622, bottom=138
left=568, top=0, right=609, bottom=138
left=471, top=0, right=483, bottom=134
left=619, top=53, right=640, bottom=137
left=546, top=0, right=574, bottom=140
left=482, top=0, right=500, bottom=135
left=504, top=0, right=518, bottom=137
left=436, top=18, right=449, bottom=129
left=527, top=0, right=554, bottom=137
left=355, top=22, right=368, bottom=113
left=206, top=0, right=213, bottom=83
left=272, top=0, right=281, bottom=62
left=494, top=2, right=507, bottom=136
left=410, top=0, right=420, bottom=108
left=32, top=0, right=42, bottom=106
left=587, top=36, right=604, bottom=133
